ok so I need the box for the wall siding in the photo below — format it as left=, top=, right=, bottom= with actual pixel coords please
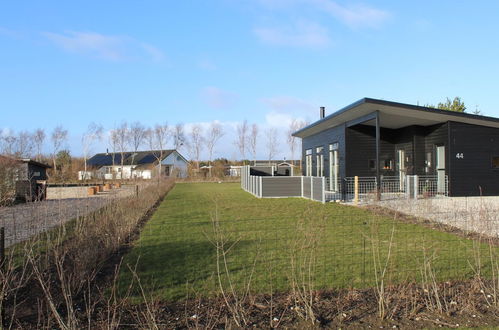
left=301, top=124, right=346, bottom=178
left=449, top=121, right=499, bottom=196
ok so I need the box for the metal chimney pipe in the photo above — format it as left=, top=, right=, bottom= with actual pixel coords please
left=320, top=106, right=325, bottom=119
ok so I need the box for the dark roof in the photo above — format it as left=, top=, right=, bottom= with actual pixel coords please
left=293, top=98, right=499, bottom=138
left=0, top=155, right=51, bottom=168
left=20, top=158, right=52, bottom=168
left=87, top=150, right=175, bottom=167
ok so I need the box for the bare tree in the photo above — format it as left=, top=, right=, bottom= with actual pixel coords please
left=205, top=122, right=224, bottom=176
left=51, top=126, right=68, bottom=173
left=287, top=119, right=307, bottom=165
left=172, top=123, right=186, bottom=150
left=11, top=131, right=34, bottom=158
left=129, top=121, right=146, bottom=152
left=33, top=128, right=46, bottom=161
left=108, top=129, right=119, bottom=178
left=128, top=121, right=146, bottom=171
left=146, top=123, right=170, bottom=178
left=188, top=125, right=204, bottom=170
left=82, top=123, right=103, bottom=180
left=235, top=120, right=248, bottom=164
left=265, top=128, right=278, bottom=164
left=248, top=123, right=259, bottom=165
left=114, top=122, right=129, bottom=179
left=0, top=133, right=17, bottom=156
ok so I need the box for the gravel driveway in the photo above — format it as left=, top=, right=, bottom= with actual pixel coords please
left=375, top=196, right=499, bottom=237
left=0, top=185, right=137, bottom=247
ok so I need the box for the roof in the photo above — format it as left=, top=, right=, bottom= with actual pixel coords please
left=293, top=98, right=499, bottom=138
left=20, top=158, right=52, bottom=168
left=87, top=150, right=176, bottom=167
left=0, top=155, right=51, bottom=168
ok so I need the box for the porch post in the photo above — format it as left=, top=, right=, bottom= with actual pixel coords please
left=375, top=111, right=381, bottom=200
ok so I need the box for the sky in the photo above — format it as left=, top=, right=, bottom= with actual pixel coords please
left=1, top=0, right=499, bottom=160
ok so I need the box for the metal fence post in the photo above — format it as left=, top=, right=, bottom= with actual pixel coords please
left=414, top=175, right=419, bottom=200
left=310, top=176, right=313, bottom=200
left=0, top=226, right=4, bottom=328
left=354, top=176, right=359, bottom=204
left=259, top=176, right=263, bottom=198
left=301, top=176, right=304, bottom=198
left=135, top=184, right=139, bottom=197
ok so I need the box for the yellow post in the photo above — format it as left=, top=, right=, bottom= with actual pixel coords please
left=354, top=176, right=359, bottom=204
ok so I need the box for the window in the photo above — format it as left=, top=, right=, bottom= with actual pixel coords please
left=381, top=159, right=393, bottom=170
left=316, top=147, right=324, bottom=176
left=33, top=171, right=40, bottom=177
left=305, top=149, right=312, bottom=176
left=368, top=159, right=376, bottom=171
left=492, top=156, right=499, bottom=169
left=329, top=143, right=339, bottom=191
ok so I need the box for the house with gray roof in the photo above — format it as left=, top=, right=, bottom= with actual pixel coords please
left=80, top=149, right=188, bottom=180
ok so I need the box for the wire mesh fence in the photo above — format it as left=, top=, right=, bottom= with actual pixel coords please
left=2, top=179, right=498, bottom=314
left=119, top=182, right=499, bottom=304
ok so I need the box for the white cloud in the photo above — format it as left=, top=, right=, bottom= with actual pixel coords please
left=201, top=86, right=238, bottom=109
left=312, top=0, right=390, bottom=29
left=42, top=31, right=165, bottom=62
left=265, top=111, right=295, bottom=128
left=254, top=20, right=330, bottom=48
left=257, top=0, right=390, bottom=30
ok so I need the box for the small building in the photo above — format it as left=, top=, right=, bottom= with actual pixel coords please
left=293, top=98, right=499, bottom=197
left=83, top=149, right=189, bottom=180
left=0, top=156, right=51, bottom=202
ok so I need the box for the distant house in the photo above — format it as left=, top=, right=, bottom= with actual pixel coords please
left=81, top=150, right=188, bottom=180
left=0, top=156, right=51, bottom=202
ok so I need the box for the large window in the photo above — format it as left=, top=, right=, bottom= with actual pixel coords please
left=305, top=149, right=312, bottom=176
left=492, top=156, right=499, bottom=169
left=329, top=143, right=339, bottom=191
left=316, top=147, right=324, bottom=177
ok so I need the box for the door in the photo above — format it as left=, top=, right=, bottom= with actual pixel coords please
left=329, top=146, right=339, bottom=192
left=397, top=149, right=406, bottom=191
left=436, top=145, right=446, bottom=194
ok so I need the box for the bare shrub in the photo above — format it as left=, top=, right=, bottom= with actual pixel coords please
left=5, top=179, right=175, bottom=328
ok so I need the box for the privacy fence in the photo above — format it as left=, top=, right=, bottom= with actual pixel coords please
left=241, top=166, right=326, bottom=203
left=241, top=165, right=448, bottom=203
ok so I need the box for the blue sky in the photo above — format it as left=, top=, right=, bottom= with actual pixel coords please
left=1, top=0, right=499, bottom=159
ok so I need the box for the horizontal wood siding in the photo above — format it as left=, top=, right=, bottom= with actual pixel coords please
left=449, top=121, right=499, bottom=196
left=345, top=125, right=394, bottom=177
left=301, top=124, right=346, bottom=178
left=423, top=123, right=448, bottom=176
left=261, top=177, right=302, bottom=197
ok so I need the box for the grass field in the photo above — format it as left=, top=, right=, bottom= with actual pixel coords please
left=118, top=182, right=498, bottom=302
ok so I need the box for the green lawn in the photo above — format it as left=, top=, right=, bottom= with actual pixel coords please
left=118, top=182, right=498, bottom=302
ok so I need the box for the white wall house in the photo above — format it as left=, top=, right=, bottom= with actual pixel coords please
left=81, top=150, right=189, bottom=180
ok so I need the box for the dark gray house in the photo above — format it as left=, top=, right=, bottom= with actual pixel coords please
left=293, top=98, right=499, bottom=197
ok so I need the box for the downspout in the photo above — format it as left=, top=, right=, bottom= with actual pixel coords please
left=375, top=111, right=381, bottom=200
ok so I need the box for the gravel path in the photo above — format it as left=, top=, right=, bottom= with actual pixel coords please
left=375, top=196, right=499, bottom=237
left=0, top=185, right=137, bottom=247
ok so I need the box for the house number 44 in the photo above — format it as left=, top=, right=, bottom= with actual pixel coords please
left=456, top=153, right=464, bottom=159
